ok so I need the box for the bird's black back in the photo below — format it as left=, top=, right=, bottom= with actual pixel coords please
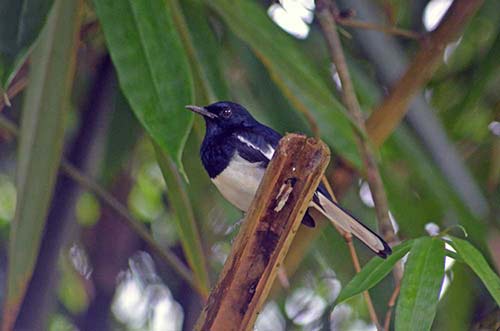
left=200, top=125, right=281, bottom=178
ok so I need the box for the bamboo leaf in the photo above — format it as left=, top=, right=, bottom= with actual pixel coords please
left=452, top=24, right=500, bottom=118
left=154, top=144, right=210, bottom=292
left=337, top=240, right=414, bottom=303
left=395, top=237, right=446, bottom=331
left=207, top=0, right=361, bottom=167
left=220, top=33, right=307, bottom=134
left=93, top=0, right=193, bottom=174
left=175, top=0, right=229, bottom=102
left=0, top=0, right=55, bottom=88
left=101, top=89, right=141, bottom=185
left=449, top=237, right=500, bottom=305
left=2, top=0, right=82, bottom=329
left=387, top=127, right=487, bottom=251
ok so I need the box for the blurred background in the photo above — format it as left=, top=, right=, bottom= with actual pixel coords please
left=0, top=0, right=499, bottom=330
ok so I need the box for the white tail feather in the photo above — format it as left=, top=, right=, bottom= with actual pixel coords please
left=311, top=193, right=387, bottom=255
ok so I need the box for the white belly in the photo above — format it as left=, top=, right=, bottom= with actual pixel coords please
left=211, top=153, right=265, bottom=211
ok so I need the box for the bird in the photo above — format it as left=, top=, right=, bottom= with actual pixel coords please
left=186, top=101, right=392, bottom=258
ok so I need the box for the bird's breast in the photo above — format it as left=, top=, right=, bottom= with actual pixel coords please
left=211, top=153, right=265, bottom=211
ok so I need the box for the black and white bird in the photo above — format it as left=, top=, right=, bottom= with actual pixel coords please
left=186, top=101, right=392, bottom=258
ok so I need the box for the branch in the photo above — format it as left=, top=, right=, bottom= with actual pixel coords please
left=366, top=0, right=484, bottom=147
left=59, top=162, right=208, bottom=298
left=335, top=16, right=421, bottom=40
left=320, top=176, right=379, bottom=326
left=0, top=113, right=208, bottom=300
left=383, top=282, right=401, bottom=331
left=317, top=0, right=397, bottom=244
left=337, top=0, right=488, bottom=218
left=195, top=134, right=330, bottom=331
left=0, top=67, right=29, bottom=111
left=316, top=3, right=396, bottom=329
left=280, top=0, right=485, bottom=310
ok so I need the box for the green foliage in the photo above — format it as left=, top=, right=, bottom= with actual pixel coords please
left=207, top=0, right=361, bottom=167
left=0, top=0, right=498, bottom=329
left=448, top=237, right=500, bottom=305
left=177, top=0, right=229, bottom=102
left=155, top=144, right=210, bottom=292
left=57, top=256, right=89, bottom=314
left=75, top=192, right=101, bottom=227
left=395, top=237, right=445, bottom=331
left=337, top=235, right=499, bottom=331
left=0, top=175, right=16, bottom=223
left=2, top=0, right=81, bottom=328
left=337, top=240, right=414, bottom=303
left=387, top=127, right=487, bottom=248
left=93, top=0, right=194, bottom=175
left=0, top=0, right=55, bottom=88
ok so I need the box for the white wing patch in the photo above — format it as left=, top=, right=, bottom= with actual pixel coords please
left=236, top=135, right=275, bottom=160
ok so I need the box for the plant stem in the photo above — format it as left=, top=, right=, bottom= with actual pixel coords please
left=0, top=65, right=29, bottom=111
left=0, top=113, right=208, bottom=300
left=317, top=1, right=402, bottom=329
left=335, top=17, right=421, bottom=40
left=383, top=282, right=401, bottom=331
left=365, top=0, right=484, bottom=147
left=345, top=233, right=381, bottom=329
left=317, top=0, right=397, bottom=246
left=322, top=175, right=378, bottom=326
left=60, top=162, right=208, bottom=299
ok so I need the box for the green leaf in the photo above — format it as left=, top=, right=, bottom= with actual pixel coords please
left=208, top=0, right=361, bottom=167
left=2, top=0, right=82, bottom=329
left=434, top=263, right=474, bottom=331
left=101, top=89, right=141, bottom=185
left=175, top=0, right=229, bottom=102
left=449, top=237, right=500, bottom=305
left=220, top=33, right=308, bottom=135
left=0, top=0, right=55, bottom=88
left=154, top=144, right=210, bottom=292
left=386, top=127, right=487, bottom=251
left=93, top=0, right=193, bottom=174
left=395, top=237, right=446, bottom=331
left=454, top=29, right=500, bottom=117
left=337, top=240, right=414, bottom=303
left=346, top=57, right=487, bottom=250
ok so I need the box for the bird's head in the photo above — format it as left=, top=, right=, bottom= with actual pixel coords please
left=185, top=101, right=256, bottom=133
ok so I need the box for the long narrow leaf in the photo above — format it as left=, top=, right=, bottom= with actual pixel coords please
left=0, top=0, right=55, bottom=88
left=207, top=0, right=361, bottom=167
left=93, top=0, right=193, bottom=174
left=453, top=28, right=500, bottom=118
left=395, top=237, right=446, bottom=331
left=389, top=127, right=487, bottom=251
left=155, top=145, right=210, bottom=292
left=2, top=0, right=82, bottom=329
left=337, top=240, right=414, bottom=303
left=449, top=237, right=500, bottom=305
left=175, top=0, right=229, bottom=102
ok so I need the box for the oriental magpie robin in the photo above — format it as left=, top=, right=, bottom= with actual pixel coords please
left=186, top=101, right=392, bottom=258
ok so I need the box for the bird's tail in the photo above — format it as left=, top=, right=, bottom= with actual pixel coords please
left=312, top=193, right=392, bottom=258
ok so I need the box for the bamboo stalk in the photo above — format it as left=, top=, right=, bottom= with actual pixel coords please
left=195, top=134, right=330, bottom=331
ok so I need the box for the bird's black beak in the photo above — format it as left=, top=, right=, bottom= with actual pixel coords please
left=185, top=105, right=217, bottom=119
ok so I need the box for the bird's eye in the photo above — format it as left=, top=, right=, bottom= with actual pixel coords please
left=221, top=108, right=232, bottom=118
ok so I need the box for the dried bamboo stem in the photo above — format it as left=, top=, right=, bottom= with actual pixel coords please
left=195, top=134, right=330, bottom=331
